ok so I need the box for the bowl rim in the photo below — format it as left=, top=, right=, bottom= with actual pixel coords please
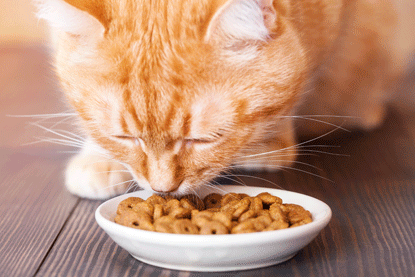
left=95, top=185, right=332, bottom=247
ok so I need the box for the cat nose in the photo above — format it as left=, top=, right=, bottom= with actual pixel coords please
left=153, top=187, right=174, bottom=193
left=151, top=180, right=182, bottom=193
left=152, top=186, right=177, bottom=193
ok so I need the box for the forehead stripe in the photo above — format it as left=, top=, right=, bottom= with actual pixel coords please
left=124, top=88, right=143, bottom=132
left=163, top=91, right=182, bottom=131
left=182, top=112, right=192, bottom=137
left=120, top=116, right=129, bottom=134
left=141, top=154, right=149, bottom=181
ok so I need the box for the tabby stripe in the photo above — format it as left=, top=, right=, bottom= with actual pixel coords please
left=124, top=88, right=143, bottom=132
left=236, top=99, right=248, bottom=123
left=182, top=113, right=191, bottom=137
left=163, top=91, right=181, bottom=131
left=141, top=154, right=149, bottom=181
left=173, top=155, right=184, bottom=188
left=119, top=116, right=129, bottom=134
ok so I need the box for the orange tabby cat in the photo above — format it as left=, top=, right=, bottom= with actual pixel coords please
left=36, top=0, right=412, bottom=198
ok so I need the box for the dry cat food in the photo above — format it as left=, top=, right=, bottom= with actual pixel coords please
left=114, top=192, right=312, bottom=234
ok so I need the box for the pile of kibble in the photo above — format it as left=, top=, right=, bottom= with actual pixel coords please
left=114, top=192, right=312, bottom=235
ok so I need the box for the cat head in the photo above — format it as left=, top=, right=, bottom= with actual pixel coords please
left=37, top=0, right=307, bottom=194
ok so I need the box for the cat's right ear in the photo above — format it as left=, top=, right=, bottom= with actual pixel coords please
left=204, top=0, right=277, bottom=44
left=35, top=0, right=108, bottom=38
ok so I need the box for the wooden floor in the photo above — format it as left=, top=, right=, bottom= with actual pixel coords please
left=1, top=46, right=414, bottom=277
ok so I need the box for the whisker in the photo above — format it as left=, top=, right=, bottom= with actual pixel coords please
left=235, top=159, right=324, bottom=171
left=215, top=175, right=247, bottom=187
left=39, top=137, right=84, bottom=147
left=241, top=127, right=344, bottom=159
left=57, top=151, right=81, bottom=154
left=53, top=129, right=85, bottom=141
left=221, top=173, right=284, bottom=189
left=48, top=115, right=78, bottom=129
left=276, top=165, right=334, bottom=182
left=203, top=181, right=229, bottom=195
left=94, top=170, right=132, bottom=174
left=282, top=114, right=357, bottom=119
left=29, top=122, right=83, bottom=144
left=6, top=112, right=77, bottom=118
left=22, top=137, right=84, bottom=148
left=296, top=144, right=341, bottom=149
left=297, top=149, right=349, bottom=157
left=98, top=178, right=136, bottom=192
left=280, top=115, right=351, bottom=132
left=125, top=181, right=139, bottom=194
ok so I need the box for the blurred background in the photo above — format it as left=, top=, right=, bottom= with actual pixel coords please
left=0, top=0, right=47, bottom=45
left=0, top=0, right=68, bottom=150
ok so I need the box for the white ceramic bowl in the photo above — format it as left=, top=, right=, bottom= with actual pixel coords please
left=95, top=185, right=332, bottom=272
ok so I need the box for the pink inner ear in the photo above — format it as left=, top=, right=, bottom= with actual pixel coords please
left=204, top=0, right=273, bottom=43
left=259, top=0, right=277, bottom=29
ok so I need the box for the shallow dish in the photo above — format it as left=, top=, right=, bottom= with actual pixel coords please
left=95, top=185, right=332, bottom=272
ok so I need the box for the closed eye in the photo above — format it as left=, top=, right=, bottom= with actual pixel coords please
left=112, top=135, right=142, bottom=147
left=184, top=138, right=215, bottom=144
left=184, top=133, right=223, bottom=147
left=114, top=135, right=135, bottom=140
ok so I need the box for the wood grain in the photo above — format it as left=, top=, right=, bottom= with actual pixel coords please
left=1, top=47, right=415, bottom=277
left=0, top=150, right=78, bottom=277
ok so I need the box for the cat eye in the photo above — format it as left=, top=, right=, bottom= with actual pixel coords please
left=183, top=137, right=219, bottom=148
left=113, top=135, right=143, bottom=147
left=183, top=132, right=224, bottom=147
left=184, top=138, right=214, bottom=144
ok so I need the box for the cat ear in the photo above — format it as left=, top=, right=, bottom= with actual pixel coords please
left=35, top=0, right=108, bottom=37
left=205, top=0, right=277, bottom=43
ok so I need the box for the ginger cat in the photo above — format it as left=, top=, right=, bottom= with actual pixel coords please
left=36, top=0, right=412, bottom=198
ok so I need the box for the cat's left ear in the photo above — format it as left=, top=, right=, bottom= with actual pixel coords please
left=205, top=0, right=277, bottom=43
left=35, top=0, right=108, bottom=38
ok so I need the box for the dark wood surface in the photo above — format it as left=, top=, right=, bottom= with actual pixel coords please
left=1, top=46, right=414, bottom=277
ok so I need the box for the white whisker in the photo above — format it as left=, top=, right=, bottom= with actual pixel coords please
left=29, top=122, right=83, bottom=144
left=279, top=115, right=350, bottom=132
left=6, top=112, right=77, bottom=118
left=216, top=175, right=248, bottom=187
left=235, top=159, right=324, bottom=171
left=221, top=173, right=284, bottom=189
left=276, top=165, right=334, bottom=182
left=241, top=127, right=344, bottom=159
left=201, top=181, right=229, bottom=195
left=98, top=179, right=136, bottom=192
left=125, top=181, right=139, bottom=193
left=22, top=137, right=83, bottom=148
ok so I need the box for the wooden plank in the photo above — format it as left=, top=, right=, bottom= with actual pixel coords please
left=36, top=199, right=148, bottom=277
left=0, top=150, right=79, bottom=277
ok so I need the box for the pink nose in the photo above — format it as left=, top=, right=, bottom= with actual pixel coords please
left=151, top=181, right=181, bottom=193
left=152, top=187, right=176, bottom=193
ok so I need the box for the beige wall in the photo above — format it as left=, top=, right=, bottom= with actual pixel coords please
left=0, top=0, right=47, bottom=44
